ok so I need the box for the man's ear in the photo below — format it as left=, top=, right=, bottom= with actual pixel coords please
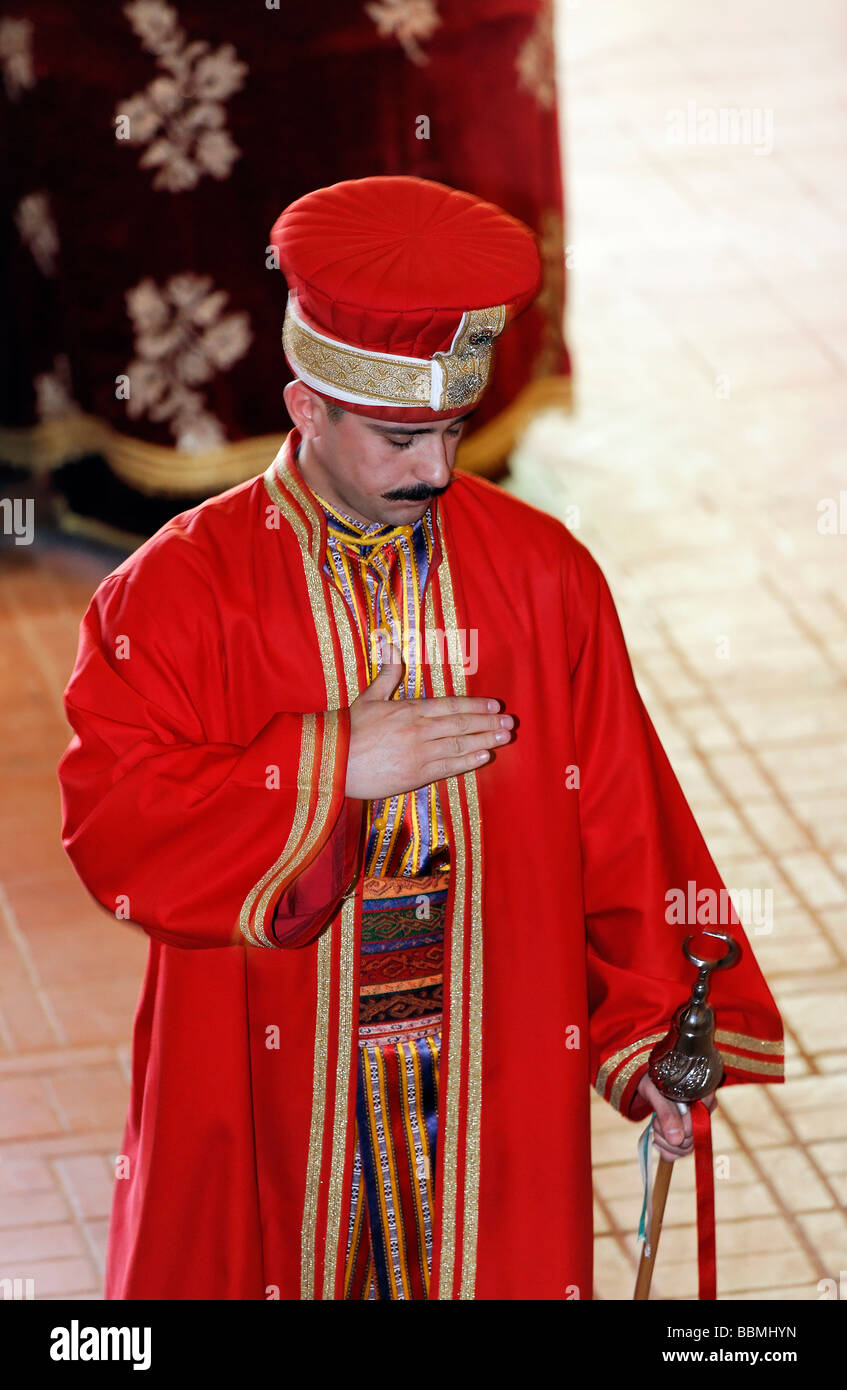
left=284, top=379, right=323, bottom=440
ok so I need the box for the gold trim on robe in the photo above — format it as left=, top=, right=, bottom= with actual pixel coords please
left=262, top=452, right=348, bottom=1298
left=432, top=509, right=485, bottom=1301
left=238, top=711, right=317, bottom=948
left=597, top=1026, right=785, bottom=1113
left=262, top=439, right=486, bottom=1300
left=595, top=1033, right=667, bottom=1107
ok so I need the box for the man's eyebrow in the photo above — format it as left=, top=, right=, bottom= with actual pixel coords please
left=365, top=410, right=475, bottom=437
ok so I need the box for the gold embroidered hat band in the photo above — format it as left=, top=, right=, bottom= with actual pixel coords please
left=282, top=293, right=507, bottom=412
left=270, top=174, right=542, bottom=422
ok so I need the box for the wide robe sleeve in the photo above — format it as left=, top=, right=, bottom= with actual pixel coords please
left=58, top=552, right=362, bottom=952
left=565, top=541, right=784, bottom=1123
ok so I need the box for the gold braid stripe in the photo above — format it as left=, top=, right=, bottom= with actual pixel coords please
left=597, top=1032, right=785, bottom=1117
left=285, top=461, right=370, bottom=1300
left=254, top=459, right=345, bottom=939
left=718, top=1050, right=784, bottom=1078
left=301, top=928, right=333, bottom=1299
left=261, top=453, right=343, bottom=1301
left=285, top=462, right=364, bottom=705
left=265, top=455, right=340, bottom=704
left=303, top=471, right=364, bottom=1301
left=253, top=716, right=340, bottom=938
left=322, top=891, right=358, bottom=1299
left=428, top=577, right=467, bottom=1302
left=238, top=711, right=317, bottom=948
left=609, top=1040, right=668, bottom=1113
left=715, top=1029, right=784, bottom=1055
left=434, top=511, right=485, bottom=1303
left=595, top=1033, right=667, bottom=1102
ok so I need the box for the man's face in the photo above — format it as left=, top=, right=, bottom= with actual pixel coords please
left=287, top=382, right=472, bottom=528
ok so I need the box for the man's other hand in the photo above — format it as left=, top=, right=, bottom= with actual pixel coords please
left=636, top=1073, right=717, bottom=1160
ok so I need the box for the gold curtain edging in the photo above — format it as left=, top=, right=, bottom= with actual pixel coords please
left=0, top=414, right=289, bottom=497
left=0, top=373, right=572, bottom=497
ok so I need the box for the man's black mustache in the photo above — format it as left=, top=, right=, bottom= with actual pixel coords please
left=381, top=483, right=451, bottom=501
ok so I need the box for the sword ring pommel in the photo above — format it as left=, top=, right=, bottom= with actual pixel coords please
left=682, top=930, right=740, bottom=974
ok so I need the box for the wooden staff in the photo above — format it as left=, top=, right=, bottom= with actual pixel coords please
left=634, top=1156, right=675, bottom=1300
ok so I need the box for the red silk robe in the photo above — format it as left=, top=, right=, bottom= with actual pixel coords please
left=58, top=428, right=784, bottom=1300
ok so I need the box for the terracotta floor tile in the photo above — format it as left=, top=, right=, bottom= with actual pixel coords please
left=673, top=1249, right=819, bottom=1299
left=0, top=1256, right=99, bottom=1297
left=745, top=1146, right=836, bottom=1213
left=783, top=1107, right=847, bottom=1146
left=758, top=936, right=840, bottom=975
left=0, top=989, right=66, bottom=1053
left=779, top=994, right=847, bottom=1057
left=714, top=1182, right=781, bottom=1224
left=0, top=1078, right=66, bottom=1142
left=664, top=1216, right=800, bottom=1266
left=0, top=1192, right=70, bottom=1228
left=712, top=1089, right=793, bottom=1148
left=817, top=1050, right=847, bottom=1075
left=809, top=1140, right=847, bottom=1176
left=0, top=1221, right=85, bottom=1263
left=45, top=1066, right=130, bottom=1135
left=44, top=980, right=141, bottom=1048
left=593, top=1236, right=639, bottom=1300
left=12, top=921, right=147, bottom=990
left=53, top=1155, right=115, bottom=1221
left=0, top=1155, right=53, bottom=1194
left=82, top=1218, right=111, bottom=1275
left=593, top=1200, right=610, bottom=1235
left=795, top=1210, right=847, bottom=1272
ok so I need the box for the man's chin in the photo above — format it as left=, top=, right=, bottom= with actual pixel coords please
left=380, top=496, right=434, bottom=519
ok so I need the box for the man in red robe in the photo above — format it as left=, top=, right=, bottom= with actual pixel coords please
left=58, top=176, right=783, bottom=1300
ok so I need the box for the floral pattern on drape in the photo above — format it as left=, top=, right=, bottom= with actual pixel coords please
left=1, top=0, right=569, bottom=534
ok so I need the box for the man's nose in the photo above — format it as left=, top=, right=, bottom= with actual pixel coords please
left=414, top=436, right=453, bottom=489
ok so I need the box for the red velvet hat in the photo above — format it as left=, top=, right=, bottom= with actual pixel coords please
left=270, top=175, right=542, bottom=422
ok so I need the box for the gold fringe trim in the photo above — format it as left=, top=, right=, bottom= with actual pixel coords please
left=0, top=372, right=572, bottom=498
left=0, top=413, right=287, bottom=497
left=51, top=494, right=146, bottom=554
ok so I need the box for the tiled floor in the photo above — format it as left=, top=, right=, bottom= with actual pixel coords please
left=0, top=519, right=147, bottom=1299
left=518, top=0, right=846, bottom=1299
left=1, top=1, right=845, bottom=1300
